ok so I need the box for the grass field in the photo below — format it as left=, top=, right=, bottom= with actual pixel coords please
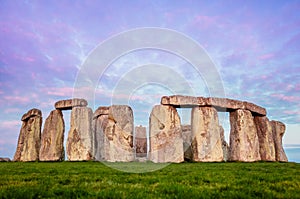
left=0, top=161, right=299, bottom=198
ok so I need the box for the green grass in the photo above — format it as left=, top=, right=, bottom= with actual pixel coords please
left=0, top=162, right=299, bottom=198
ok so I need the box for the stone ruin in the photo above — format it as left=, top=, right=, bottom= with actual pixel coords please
left=13, top=95, right=288, bottom=162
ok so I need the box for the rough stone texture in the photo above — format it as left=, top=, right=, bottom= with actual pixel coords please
left=13, top=108, right=42, bottom=162
left=21, top=108, right=42, bottom=121
left=191, top=107, right=224, bottom=162
left=93, top=113, right=107, bottom=161
left=93, top=105, right=134, bottom=162
left=161, top=95, right=206, bottom=107
left=254, top=116, right=276, bottom=161
left=219, top=125, right=229, bottom=161
left=270, top=120, right=288, bottom=162
left=39, top=110, right=65, bottom=161
left=0, top=157, right=11, bottom=162
left=55, top=98, right=88, bottom=110
left=149, top=105, right=184, bottom=163
left=67, top=107, right=94, bottom=161
left=161, top=95, right=266, bottom=116
left=135, top=125, right=147, bottom=157
left=93, top=106, right=109, bottom=119
left=228, top=109, right=261, bottom=162
left=182, top=125, right=192, bottom=161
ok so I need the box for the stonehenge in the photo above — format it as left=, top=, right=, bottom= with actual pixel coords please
left=149, top=105, right=184, bottom=163
left=135, top=125, right=147, bottom=157
left=13, top=95, right=288, bottom=163
left=39, top=109, right=65, bottom=161
left=191, top=107, right=224, bottom=162
left=14, top=108, right=42, bottom=161
left=93, top=105, right=134, bottom=162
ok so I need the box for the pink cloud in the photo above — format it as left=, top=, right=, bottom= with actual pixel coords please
left=258, top=53, right=275, bottom=60
left=271, top=93, right=300, bottom=103
left=4, top=108, right=21, bottom=114
left=0, top=120, right=21, bottom=130
left=43, top=87, right=74, bottom=97
left=192, top=15, right=219, bottom=29
left=3, top=96, right=31, bottom=104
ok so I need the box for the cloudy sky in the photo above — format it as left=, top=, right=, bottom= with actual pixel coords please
left=0, top=0, right=299, bottom=158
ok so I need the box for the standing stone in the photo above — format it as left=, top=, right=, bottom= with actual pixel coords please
left=13, top=108, right=42, bottom=162
left=219, top=125, right=229, bottom=161
left=149, top=105, right=183, bottom=163
left=254, top=116, right=276, bottom=161
left=191, top=107, right=224, bottom=162
left=229, top=109, right=261, bottom=162
left=67, top=107, right=93, bottom=161
left=93, top=107, right=109, bottom=161
left=182, top=125, right=192, bottom=161
left=270, top=120, right=288, bottom=162
left=93, top=105, right=134, bottom=162
left=39, top=110, right=65, bottom=161
left=135, top=125, right=147, bottom=157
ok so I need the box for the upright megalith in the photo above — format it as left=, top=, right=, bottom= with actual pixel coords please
left=67, top=107, right=94, bottom=161
left=14, top=108, right=42, bottom=162
left=191, top=107, right=224, bottom=162
left=93, top=105, right=134, bottom=162
left=229, top=109, right=261, bottom=162
left=92, top=107, right=109, bottom=161
left=135, top=125, right=147, bottom=157
left=149, top=105, right=184, bottom=163
left=270, top=121, right=288, bottom=162
left=182, top=125, right=192, bottom=161
left=254, top=116, right=276, bottom=161
left=39, top=110, right=65, bottom=161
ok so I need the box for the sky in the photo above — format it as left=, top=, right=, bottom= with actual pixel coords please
left=0, top=0, right=300, bottom=159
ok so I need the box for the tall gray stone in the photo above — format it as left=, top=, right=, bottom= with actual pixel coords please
left=191, top=107, right=224, bottom=162
left=149, top=105, right=183, bottom=163
left=229, top=109, right=261, bottom=162
left=39, top=110, right=65, bottom=161
left=270, top=120, right=288, bottom=162
left=254, top=116, right=276, bottom=161
left=182, top=125, right=192, bottom=161
left=13, top=108, right=42, bottom=162
left=93, top=105, right=134, bottom=162
left=135, top=125, right=147, bottom=157
left=67, top=107, right=94, bottom=161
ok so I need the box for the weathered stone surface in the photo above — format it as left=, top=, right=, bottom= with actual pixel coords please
left=55, top=98, right=88, bottom=110
left=39, top=110, right=65, bottom=161
left=161, top=95, right=206, bottom=107
left=161, top=95, right=266, bottom=116
left=93, top=105, right=134, bottom=162
left=0, top=157, right=11, bottom=162
left=149, top=105, right=184, bottom=163
left=191, top=107, right=224, bottom=162
left=135, top=125, right=147, bottom=157
left=14, top=108, right=42, bottom=162
left=182, top=125, right=192, bottom=161
left=93, top=113, right=107, bottom=161
left=21, top=108, right=42, bottom=121
left=219, top=125, right=229, bottom=161
left=254, top=116, right=276, bottom=161
left=67, top=107, right=94, bottom=161
left=228, top=109, right=261, bottom=162
left=93, top=106, right=109, bottom=119
left=270, top=120, right=288, bottom=162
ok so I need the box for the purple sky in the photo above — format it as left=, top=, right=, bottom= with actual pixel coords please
left=0, top=1, right=299, bottom=159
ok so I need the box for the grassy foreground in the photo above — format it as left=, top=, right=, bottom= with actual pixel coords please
left=0, top=162, right=299, bottom=198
